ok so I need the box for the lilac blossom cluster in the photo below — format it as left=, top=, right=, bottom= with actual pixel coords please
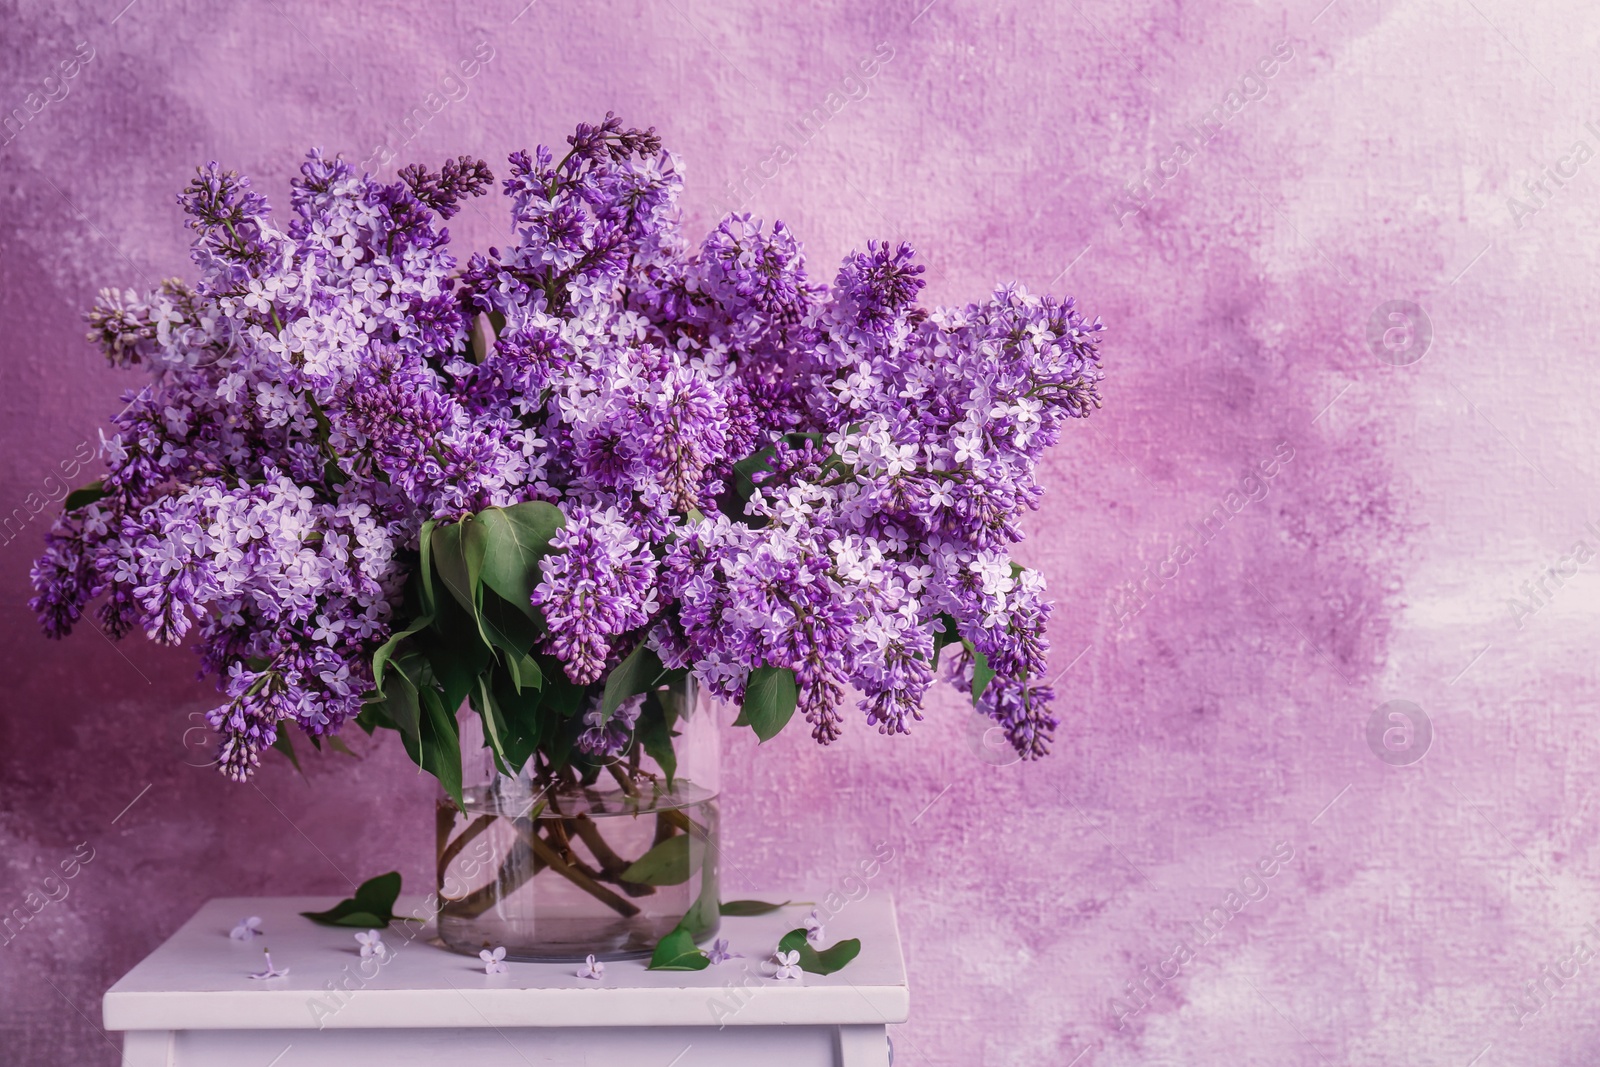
left=31, top=115, right=1103, bottom=777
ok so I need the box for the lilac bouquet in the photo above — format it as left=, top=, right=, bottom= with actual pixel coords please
left=30, top=115, right=1104, bottom=797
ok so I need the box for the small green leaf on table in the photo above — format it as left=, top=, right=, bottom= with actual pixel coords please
left=778, top=927, right=863, bottom=975
left=300, top=871, right=403, bottom=927
left=646, top=925, right=710, bottom=971
left=720, top=899, right=791, bottom=917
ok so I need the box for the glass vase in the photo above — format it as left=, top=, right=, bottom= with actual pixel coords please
left=435, top=677, right=720, bottom=961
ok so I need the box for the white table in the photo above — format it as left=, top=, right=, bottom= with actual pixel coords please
left=104, top=895, right=906, bottom=1066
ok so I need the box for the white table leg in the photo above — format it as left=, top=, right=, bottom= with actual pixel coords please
left=120, top=1030, right=173, bottom=1066
left=835, top=1024, right=891, bottom=1067
left=123, top=1025, right=865, bottom=1065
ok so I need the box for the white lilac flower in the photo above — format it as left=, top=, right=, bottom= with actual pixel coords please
left=355, top=930, right=387, bottom=960
left=575, top=954, right=604, bottom=980
left=229, top=916, right=262, bottom=941
left=248, top=949, right=289, bottom=980
left=480, top=946, right=508, bottom=975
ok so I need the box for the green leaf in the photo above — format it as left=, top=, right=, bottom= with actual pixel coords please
left=371, top=612, right=434, bottom=691
left=507, top=650, right=543, bottom=691
left=683, top=867, right=720, bottom=937
left=271, top=730, right=303, bottom=775
left=930, top=613, right=961, bottom=670
left=543, top=716, right=578, bottom=773
left=807, top=939, right=863, bottom=974
left=477, top=588, right=542, bottom=691
left=304, top=907, right=389, bottom=927
left=438, top=516, right=543, bottom=690
left=636, top=695, right=679, bottom=786
left=354, top=699, right=394, bottom=735
left=380, top=651, right=425, bottom=741
left=354, top=871, right=402, bottom=911
left=536, top=654, right=588, bottom=718
left=473, top=674, right=513, bottom=777
left=327, top=736, right=359, bottom=759
left=470, top=501, right=565, bottom=624
left=419, top=685, right=463, bottom=809
left=417, top=595, right=492, bottom=711
left=646, top=925, right=710, bottom=971
left=656, top=675, right=693, bottom=725
left=777, top=928, right=810, bottom=955
left=429, top=523, right=475, bottom=615
left=300, top=871, right=403, bottom=927
left=601, top=642, right=663, bottom=722
left=619, top=833, right=694, bottom=886
left=417, top=518, right=438, bottom=617
left=720, top=899, right=790, bottom=917
left=778, top=927, right=863, bottom=975
left=717, top=432, right=845, bottom=527
left=461, top=509, right=489, bottom=601
left=730, top=451, right=777, bottom=508
left=737, top=666, right=798, bottom=743
left=966, top=641, right=995, bottom=703
left=64, top=480, right=106, bottom=512
left=490, top=666, right=543, bottom=773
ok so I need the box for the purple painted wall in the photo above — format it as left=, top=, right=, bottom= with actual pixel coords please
left=3, top=1, right=1597, bottom=1063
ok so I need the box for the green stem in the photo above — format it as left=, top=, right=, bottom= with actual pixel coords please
left=604, top=761, right=641, bottom=798
left=514, top=821, right=641, bottom=918
left=444, top=826, right=543, bottom=919
left=437, top=812, right=494, bottom=887
left=568, top=814, right=656, bottom=898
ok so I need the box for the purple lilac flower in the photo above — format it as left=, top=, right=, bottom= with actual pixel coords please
left=31, top=117, right=1105, bottom=774
left=576, top=694, right=645, bottom=757
left=532, top=507, right=660, bottom=685
left=398, top=156, right=494, bottom=220
left=707, top=938, right=742, bottom=964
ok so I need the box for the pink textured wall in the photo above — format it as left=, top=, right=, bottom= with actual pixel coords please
left=3, top=1, right=1598, bottom=1063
